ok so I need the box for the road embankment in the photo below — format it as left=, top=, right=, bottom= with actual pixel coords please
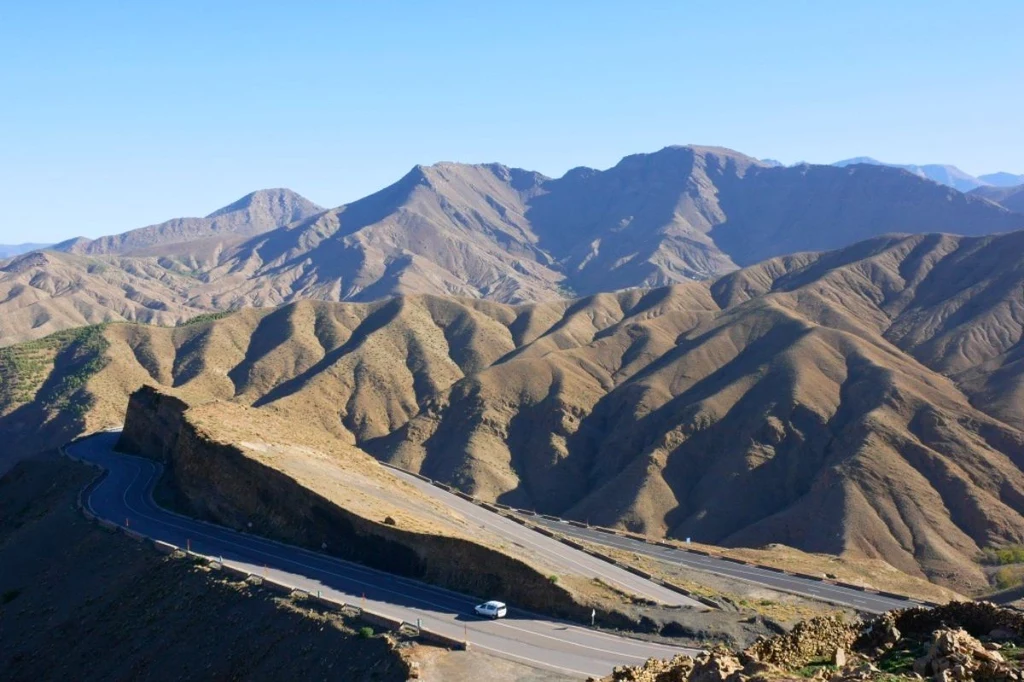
left=117, top=386, right=615, bottom=624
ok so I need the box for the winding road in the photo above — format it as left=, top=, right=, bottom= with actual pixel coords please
left=527, top=519, right=926, bottom=613
left=70, top=433, right=698, bottom=679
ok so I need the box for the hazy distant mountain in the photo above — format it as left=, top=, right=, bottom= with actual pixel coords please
left=0, top=243, right=50, bottom=259
left=832, top=157, right=985, bottom=191
left=971, top=185, right=1024, bottom=213
left=53, top=188, right=323, bottom=260
left=979, top=172, right=1024, bottom=188
left=1, top=146, right=1022, bottom=346
left=833, top=157, right=1024, bottom=192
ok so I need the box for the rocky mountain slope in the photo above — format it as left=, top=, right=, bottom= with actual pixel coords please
left=3, top=230, right=1024, bottom=592
left=972, top=185, right=1024, bottom=214
left=2, top=146, right=1020, bottom=348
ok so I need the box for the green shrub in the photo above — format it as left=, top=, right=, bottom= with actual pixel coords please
left=0, top=324, right=109, bottom=415
left=176, top=311, right=236, bottom=327
left=995, top=567, right=1023, bottom=590
left=357, top=626, right=374, bottom=639
left=982, top=545, right=1024, bottom=566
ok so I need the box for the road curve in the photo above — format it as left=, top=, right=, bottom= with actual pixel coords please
left=70, top=433, right=698, bottom=679
left=529, top=518, right=926, bottom=614
left=384, top=468, right=702, bottom=608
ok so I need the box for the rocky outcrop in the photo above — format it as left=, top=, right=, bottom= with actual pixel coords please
left=745, top=615, right=857, bottom=670
left=117, top=386, right=597, bottom=622
left=602, top=602, right=1024, bottom=682
left=116, top=386, right=189, bottom=464
left=912, top=628, right=1017, bottom=681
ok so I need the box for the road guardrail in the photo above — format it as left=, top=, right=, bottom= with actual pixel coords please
left=374, top=458, right=943, bottom=610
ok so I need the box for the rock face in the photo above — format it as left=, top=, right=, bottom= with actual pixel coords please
left=116, top=386, right=591, bottom=621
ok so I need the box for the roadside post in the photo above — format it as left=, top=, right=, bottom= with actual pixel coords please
left=591, top=608, right=595, bottom=626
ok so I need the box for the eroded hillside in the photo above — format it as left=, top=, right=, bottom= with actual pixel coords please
left=4, top=230, right=1024, bottom=592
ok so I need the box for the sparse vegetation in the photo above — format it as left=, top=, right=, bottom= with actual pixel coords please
left=794, top=658, right=836, bottom=678
left=994, top=566, right=1023, bottom=590
left=0, top=324, right=109, bottom=415
left=176, top=311, right=236, bottom=327
left=982, top=545, right=1024, bottom=566
left=876, top=638, right=928, bottom=674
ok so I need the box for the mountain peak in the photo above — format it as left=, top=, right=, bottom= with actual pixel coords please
left=205, top=188, right=322, bottom=220
left=53, top=189, right=324, bottom=258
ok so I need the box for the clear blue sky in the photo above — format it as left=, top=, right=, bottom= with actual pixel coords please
left=1, top=1, right=1021, bottom=243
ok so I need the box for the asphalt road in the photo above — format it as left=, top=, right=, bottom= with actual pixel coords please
left=385, top=468, right=701, bottom=609
left=529, top=518, right=926, bottom=613
left=70, top=433, right=697, bottom=679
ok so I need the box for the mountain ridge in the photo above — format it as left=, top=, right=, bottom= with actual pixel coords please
left=53, top=188, right=323, bottom=257
left=970, top=185, right=1024, bottom=214
left=1, top=145, right=1022, bottom=347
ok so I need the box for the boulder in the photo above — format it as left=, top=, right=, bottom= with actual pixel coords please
left=912, top=628, right=1018, bottom=681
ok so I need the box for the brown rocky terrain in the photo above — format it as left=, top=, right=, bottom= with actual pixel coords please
left=2, top=146, right=1021, bottom=348
left=116, top=386, right=703, bottom=630
left=3, top=230, right=1024, bottom=594
left=601, top=601, right=1024, bottom=682
left=0, top=454, right=409, bottom=682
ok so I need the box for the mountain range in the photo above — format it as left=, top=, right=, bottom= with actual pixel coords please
left=2, top=145, right=1022, bottom=348
left=832, top=157, right=1024, bottom=192
left=4, top=143, right=1024, bottom=594
left=0, top=243, right=52, bottom=259
left=4, top=229, right=1024, bottom=593
left=54, top=188, right=323, bottom=261
left=971, top=185, right=1024, bottom=214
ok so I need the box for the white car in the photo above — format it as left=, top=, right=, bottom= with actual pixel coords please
left=474, top=600, right=507, bottom=619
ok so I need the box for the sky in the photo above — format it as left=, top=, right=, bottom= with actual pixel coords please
left=1, top=1, right=1021, bottom=243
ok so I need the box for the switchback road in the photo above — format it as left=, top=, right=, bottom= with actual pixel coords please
left=70, top=433, right=697, bottom=679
